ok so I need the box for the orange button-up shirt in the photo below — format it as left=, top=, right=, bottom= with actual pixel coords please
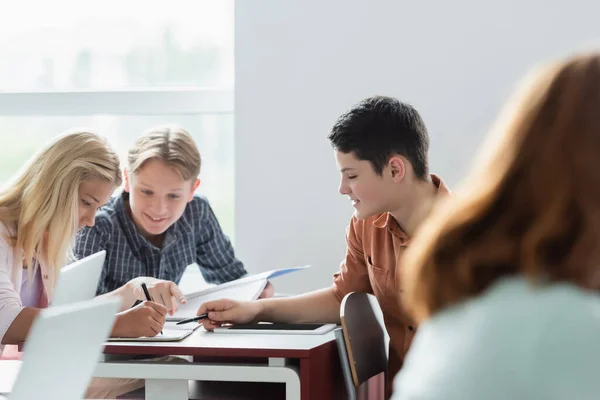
left=332, top=174, right=450, bottom=389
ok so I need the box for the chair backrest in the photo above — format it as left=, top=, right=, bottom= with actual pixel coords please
left=334, top=327, right=359, bottom=400
left=9, top=297, right=120, bottom=400
left=340, top=292, right=388, bottom=387
left=52, top=250, right=106, bottom=306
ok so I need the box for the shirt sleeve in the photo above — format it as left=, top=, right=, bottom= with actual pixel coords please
left=196, top=202, right=247, bottom=284
left=0, top=237, right=24, bottom=345
left=74, top=223, right=110, bottom=260
left=331, top=217, right=373, bottom=301
left=74, top=224, right=109, bottom=295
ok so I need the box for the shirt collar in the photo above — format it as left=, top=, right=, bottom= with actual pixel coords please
left=372, top=173, right=450, bottom=244
left=373, top=213, right=409, bottom=244
left=115, top=192, right=180, bottom=252
left=431, top=174, right=451, bottom=196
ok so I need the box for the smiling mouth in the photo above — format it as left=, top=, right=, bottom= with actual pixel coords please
left=145, top=213, right=168, bottom=222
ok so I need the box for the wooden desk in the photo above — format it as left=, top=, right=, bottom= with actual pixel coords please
left=96, top=330, right=345, bottom=400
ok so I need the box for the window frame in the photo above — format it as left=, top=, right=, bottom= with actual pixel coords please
left=0, top=88, right=233, bottom=116
left=0, top=88, right=236, bottom=239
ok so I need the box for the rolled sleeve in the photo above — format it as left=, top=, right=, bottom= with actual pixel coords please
left=332, top=217, right=373, bottom=302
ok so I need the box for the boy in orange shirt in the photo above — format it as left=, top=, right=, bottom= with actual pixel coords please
left=198, top=96, right=450, bottom=391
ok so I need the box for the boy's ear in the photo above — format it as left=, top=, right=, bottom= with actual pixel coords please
left=388, top=156, right=406, bottom=183
left=188, top=179, right=200, bottom=202
left=123, top=168, right=131, bottom=193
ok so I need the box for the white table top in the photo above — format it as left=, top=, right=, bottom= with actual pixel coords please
left=103, top=329, right=337, bottom=358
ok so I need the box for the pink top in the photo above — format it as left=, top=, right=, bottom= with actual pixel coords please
left=0, top=222, right=52, bottom=358
left=20, top=266, right=43, bottom=308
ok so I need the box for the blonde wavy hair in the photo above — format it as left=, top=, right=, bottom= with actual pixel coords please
left=403, top=52, right=600, bottom=322
left=127, top=124, right=201, bottom=180
left=0, top=130, right=122, bottom=288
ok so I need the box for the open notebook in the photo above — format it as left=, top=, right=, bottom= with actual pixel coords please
left=107, top=321, right=202, bottom=342
left=167, top=265, right=310, bottom=322
left=166, top=279, right=268, bottom=322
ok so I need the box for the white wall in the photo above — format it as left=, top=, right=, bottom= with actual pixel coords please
left=235, top=0, right=600, bottom=293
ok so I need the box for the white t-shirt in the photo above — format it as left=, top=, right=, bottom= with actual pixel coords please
left=392, top=276, right=600, bottom=400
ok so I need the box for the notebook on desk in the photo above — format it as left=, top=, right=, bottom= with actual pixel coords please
left=166, top=279, right=268, bottom=322
left=166, top=265, right=310, bottom=322
left=107, top=322, right=202, bottom=342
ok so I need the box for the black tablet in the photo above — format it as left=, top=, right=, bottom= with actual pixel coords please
left=212, top=323, right=337, bottom=335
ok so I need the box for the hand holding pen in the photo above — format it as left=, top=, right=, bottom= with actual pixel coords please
left=141, top=282, right=163, bottom=335
left=176, top=313, right=209, bottom=325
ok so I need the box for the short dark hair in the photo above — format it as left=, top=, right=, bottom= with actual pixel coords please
left=328, top=96, right=429, bottom=179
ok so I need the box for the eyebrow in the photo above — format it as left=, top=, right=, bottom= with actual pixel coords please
left=138, top=182, right=185, bottom=192
left=340, top=168, right=356, bottom=173
left=84, top=193, right=100, bottom=204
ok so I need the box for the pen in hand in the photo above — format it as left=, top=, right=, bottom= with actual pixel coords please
left=175, top=313, right=208, bottom=326
left=141, top=283, right=163, bottom=335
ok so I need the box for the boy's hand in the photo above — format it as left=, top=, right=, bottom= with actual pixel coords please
left=197, top=299, right=263, bottom=331
left=128, top=277, right=186, bottom=316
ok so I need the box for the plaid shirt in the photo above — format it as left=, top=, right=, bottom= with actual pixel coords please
left=74, top=192, right=246, bottom=295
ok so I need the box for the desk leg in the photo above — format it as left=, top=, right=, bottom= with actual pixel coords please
left=283, top=367, right=301, bottom=400
left=300, top=341, right=345, bottom=400
left=267, top=358, right=300, bottom=400
left=145, top=379, right=188, bottom=400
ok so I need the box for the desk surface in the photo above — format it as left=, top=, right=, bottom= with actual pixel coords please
left=103, top=329, right=336, bottom=358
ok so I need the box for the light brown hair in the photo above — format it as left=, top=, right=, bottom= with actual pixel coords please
left=403, top=52, right=600, bottom=322
left=127, top=124, right=201, bottom=180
